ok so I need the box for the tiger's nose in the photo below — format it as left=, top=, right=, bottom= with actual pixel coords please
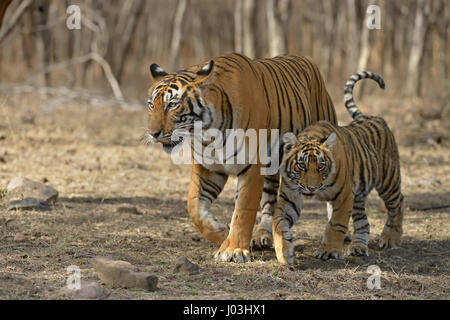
left=150, top=130, right=162, bottom=139
left=308, top=186, right=318, bottom=192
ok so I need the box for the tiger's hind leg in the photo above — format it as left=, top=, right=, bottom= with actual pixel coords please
left=347, top=195, right=370, bottom=256
left=251, top=174, right=279, bottom=250
left=378, top=182, right=404, bottom=249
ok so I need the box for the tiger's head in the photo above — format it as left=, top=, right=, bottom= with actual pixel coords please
left=280, top=131, right=338, bottom=196
left=145, top=60, right=216, bottom=153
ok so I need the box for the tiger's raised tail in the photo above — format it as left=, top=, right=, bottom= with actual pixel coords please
left=344, top=71, right=385, bottom=120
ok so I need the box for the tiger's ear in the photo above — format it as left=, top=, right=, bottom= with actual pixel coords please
left=322, top=132, right=337, bottom=151
left=282, top=132, right=299, bottom=154
left=195, top=60, right=215, bottom=88
left=150, top=64, right=168, bottom=82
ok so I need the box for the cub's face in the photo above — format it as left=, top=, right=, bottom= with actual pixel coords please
left=281, top=132, right=337, bottom=196
left=145, top=61, right=215, bottom=153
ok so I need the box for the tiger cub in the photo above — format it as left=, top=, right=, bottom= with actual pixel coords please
left=272, top=72, right=404, bottom=265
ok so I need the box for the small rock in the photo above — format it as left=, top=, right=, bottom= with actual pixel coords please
left=7, top=198, right=50, bottom=211
left=7, top=177, right=58, bottom=203
left=417, top=178, right=441, bottom=188
left=60, top=281, right=108, bottom=299
left=92, top=257, right=158, bottom=291
left=116, top=205, right=142, bottom=215
left=191, top=235, right=201, bottom=242
left=14, top=233, right=28, bottom=242
left=174, top=256, right=200, bottom=275
left=121, top=162, right=148, bottom=170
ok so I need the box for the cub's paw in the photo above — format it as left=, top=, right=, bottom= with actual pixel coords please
left=315, top=244, right=343, bottom=260
left=273, top=231, right=295, bottom=265
left=379, top=229, right=402, bottom=249
left=214, top=238, right=250, bottom=263
left=250, top=229, right=273, bottom=250
left=346, top=243, right=369, bottom=257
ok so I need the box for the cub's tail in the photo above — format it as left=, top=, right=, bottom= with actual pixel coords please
left=344, top=71, right=385, bottom=119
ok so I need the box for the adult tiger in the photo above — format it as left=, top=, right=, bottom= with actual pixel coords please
left=145, top=53, right=336, bottom=262
left=273, top=72, right=404, bottom=265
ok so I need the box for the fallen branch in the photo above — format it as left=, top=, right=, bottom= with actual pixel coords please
left=25, top=52, right=124, bottom=101
left=0, top=84, right=142, bottom=110
left=89, top=52, right=124, bottom=101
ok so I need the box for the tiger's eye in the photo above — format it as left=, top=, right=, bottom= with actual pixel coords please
left=147, top=100, right=154, bottom=111
left=168, top=102, right=178, bottom=110
left=296, top=163, right=306, bottom=171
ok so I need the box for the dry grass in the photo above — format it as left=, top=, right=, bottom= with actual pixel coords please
left=0, top=92, right=448, bottom=300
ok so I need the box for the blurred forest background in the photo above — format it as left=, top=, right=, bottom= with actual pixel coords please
left=0, top=0, right=448, bottom=104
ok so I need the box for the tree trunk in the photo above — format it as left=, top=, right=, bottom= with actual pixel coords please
left=266, top=0, right=291, bottom=57
left=0, top=0, right=12, bottom=27
left=322, top=0, right=339, bottom=78
left=346, top=0, right=359, bottom=74
left=406, top=0, right=431, bottom=96
left=0, top=0, right=33, bottom=44
left=169, top=0, right=189, bottom=70
left=35, top=0, right=51, bottom=86
left=234, top=0, right=243, bottom=53
left=438, top=0, right=449, bottom=81
left=112, top=0, right=145, bottom=81
left=242, top=0, right=256, bottom=58
left=356, top=11, right=372, bottom=99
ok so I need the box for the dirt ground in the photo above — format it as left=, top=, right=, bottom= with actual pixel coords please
left=0, top=91, right=448, bottom=300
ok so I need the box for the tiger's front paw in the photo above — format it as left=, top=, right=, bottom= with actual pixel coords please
left=379, top=226, right=402, bottom=249
left=214, top=238, right=250, bottom=263
left=250, top=229, right=273, bottom=250
left=315, top=243, right=343, bottom=260
left=273, top=231, right=295, bottom=265
left=346, top=243, right=369, bottom=257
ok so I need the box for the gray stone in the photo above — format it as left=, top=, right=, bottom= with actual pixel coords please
left=7, top=177, right=58, bottom=203
left=60, top=281, right=109, bottom=299
left=116, top=205, right=142, bottom=215
left=92, top=257, right=158, bottom=291
left=7, top=198, right=50, bottom=211
left=174, top=256, right=200, bottom=275
left=417, top=178, right=441, bottom=188
left=13, top=233, right=28, bottom=242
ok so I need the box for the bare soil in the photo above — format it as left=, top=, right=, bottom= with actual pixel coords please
left=0, top=92, right=448, bottom=299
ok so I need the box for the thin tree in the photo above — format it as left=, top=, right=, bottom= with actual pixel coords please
left=266, top=0, right=291, bottom=57
left=0, top=0, right=12, bottom=27
left=169, top=0, right=189, bottom=70
left=406, top=0, right=432, bottom=96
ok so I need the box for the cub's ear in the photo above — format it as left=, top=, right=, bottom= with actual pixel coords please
left=322, top=132, right=337, bottom=151
left=150, top=64, right=168, bottom=82
left=195, top=60, right=215, bottom=88
left=282, top=132, right=299, bottom=154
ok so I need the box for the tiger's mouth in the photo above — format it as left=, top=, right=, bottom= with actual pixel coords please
left=302, top=192, right=315, bottom=197
left=162, top=136, right=184, bottom=153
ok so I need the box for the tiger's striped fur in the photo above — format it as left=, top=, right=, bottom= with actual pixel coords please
left=273, top=72, right=404, bottom=265
left=145, top=53, right=337, bottom=262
